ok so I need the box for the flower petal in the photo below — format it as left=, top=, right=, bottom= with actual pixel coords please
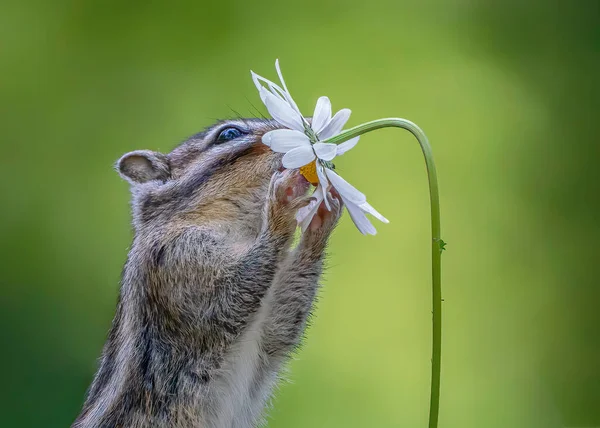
left=251, top=71, right=266, bottom=94
left=251, top=71, right=285, bottom=102
left=274, top=59, right=303, bottom=116
left=296, top=189, right=323, bottom=232
left=324, top=168, right=366, bottom=204
left=336, top=136, right=360, bottom=155
left=316, top=164, right=331, bottom=210
left=318, top=108, right=351, bottom=139
left=256, top=85, right=269, bottom=104
left=343, top=197, right=376, bottom=235
left=275, top=59, right=290, bottom=92
left=264, top=92, right=305, bottom=131
left=359, top=201, right=389, bottom=223
left=313, top=142, right=337, bottom=161
left=282, top=146, right=315, bottom=169
left=312, top=96, right=332, bottom=134
left=296, top=191, right=321, bottom=222
left=263, top=129, right=310, bottom=152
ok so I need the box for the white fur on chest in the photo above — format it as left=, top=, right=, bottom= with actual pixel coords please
left=210, top=294, right=279, bottom=428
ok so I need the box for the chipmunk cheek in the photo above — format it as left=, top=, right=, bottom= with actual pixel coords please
left=251, top=140, right=271, bottom=154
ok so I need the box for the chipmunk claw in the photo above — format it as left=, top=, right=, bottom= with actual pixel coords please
left=308, top=191, right=343, bottom=233
left=265, top=170, right=310, bottom=236
left=267, top=169, right=309, bottom=205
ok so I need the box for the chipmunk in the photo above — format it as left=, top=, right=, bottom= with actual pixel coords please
left=73, top=118, right=343, bottom=428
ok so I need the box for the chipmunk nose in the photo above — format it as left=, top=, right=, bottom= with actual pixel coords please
left=269, top=151, right=284, bottom=172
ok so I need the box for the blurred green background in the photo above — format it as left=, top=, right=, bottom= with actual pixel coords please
left=1, top=0, right=599, bottom=427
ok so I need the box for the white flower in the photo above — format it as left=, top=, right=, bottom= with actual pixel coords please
left=251, top=60, right=389, bottom=235
left=295, top=164, right=389, bottom=235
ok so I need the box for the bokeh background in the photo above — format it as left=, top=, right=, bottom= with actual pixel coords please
left=1, top=0, right=599, bottom=427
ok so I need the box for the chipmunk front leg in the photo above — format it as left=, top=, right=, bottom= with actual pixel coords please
left=181, top=170, right=309, bottom=342
left=260, top=193, right=343, bottom=358
left=261, top=169, right=310, bottom=253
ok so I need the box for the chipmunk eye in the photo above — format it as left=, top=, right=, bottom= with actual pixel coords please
left=216, top=127, right=245, bottom=144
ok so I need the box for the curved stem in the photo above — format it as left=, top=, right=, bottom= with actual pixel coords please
left=322, top=118, right=443, bottom=428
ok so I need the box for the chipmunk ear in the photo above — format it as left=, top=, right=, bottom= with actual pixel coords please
left=116, top=150, right=170, bottom=184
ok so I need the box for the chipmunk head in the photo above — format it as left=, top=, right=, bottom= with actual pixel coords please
left=117, top=118, right=286, bottom=238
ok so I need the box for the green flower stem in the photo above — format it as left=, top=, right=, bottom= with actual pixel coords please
left=321, top=118, right=443, bottom=428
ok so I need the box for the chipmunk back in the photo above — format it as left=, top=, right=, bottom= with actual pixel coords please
left=73, top=118, right=342, bottom=428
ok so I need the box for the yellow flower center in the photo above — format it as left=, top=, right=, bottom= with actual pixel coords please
left=299, top=160, right=319, bottom=185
